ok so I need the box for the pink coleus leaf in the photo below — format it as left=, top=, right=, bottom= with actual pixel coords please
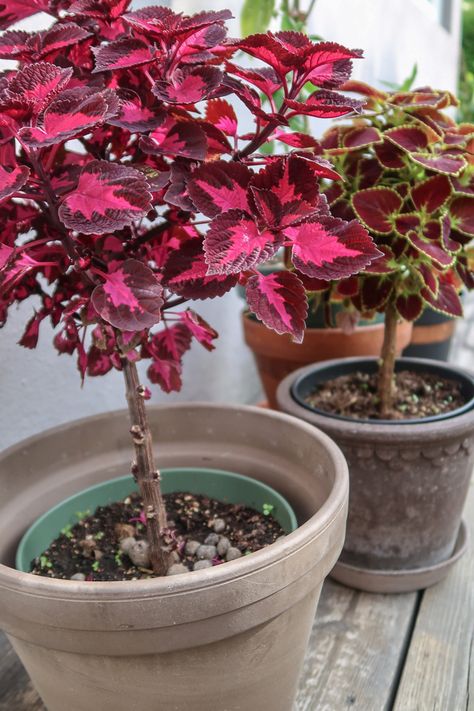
left=188, top=161, right=251, bottom=218
left=147, top=357, right=182, bottom=393
left=235, top=33, right=301, bottom=75
left=0, top=24, right=92, bottom=60
left=19, top=89, right=118, bottom=148
left=246, top=271, right=308, bottom=344
left=395, top=293, right=424, bottom=322
left=286, top=90, right=362, bottom=118
left=287, top=216, right=380, bottom=280
left=92, top=259, right=163, bottom=331
left=109, top=91, right=165, bottom=132
left=271, top=129, right=322, bottom=150
left=0, top=165, right=30, bottom=203
left=410, top=174, right=452, bottom=213
left=409, top=153, right=467, bottom=175
left=205, top=99, right=237, bottom=137
left=153, top=66, right=223, bottom=104
left=362, top=245, right=397, bottom=274
left=205, top=209, right=281, bottom=274
left=0, top=0, right=48, bottom=30
left=352, top=187, right=402, bottom=234
left=6, top=62, right=72, bottom=112
left=151, top=323, right=192, bottom=362
left=92, top=38, right=154, bottom=72
left=163, top=237, right=238, bottom=299
left=449, top=196, right=474, bottom=236
left=179, top=309, right=218, bottom=350
left=225, top=63, right=281, bottom=98
left=302, top=42, right=363, bottom=88
left=58, top=161, right=152, bottom=235
left=141, top=119, right=207, bottom=160
left=421, top=280, right=463, bottom=317
left=384, top=125, right=431, bottom=153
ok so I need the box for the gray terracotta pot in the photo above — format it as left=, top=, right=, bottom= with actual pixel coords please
left=0, top=403, right=348, bottom=711
left=277, top=358, right=474, bottom=593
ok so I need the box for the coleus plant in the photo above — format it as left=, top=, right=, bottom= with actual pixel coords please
left=0, top=1, right=380, bottom=574
left=317, top=82, right=474, bottom=417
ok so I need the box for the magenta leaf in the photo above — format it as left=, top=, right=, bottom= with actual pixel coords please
left=92, top=38, right=154, bottom=72
left=92, top=260, right=163, bottom=331
left=0, top=24, right=92, bottom=60
left=141, top=119, right=207, bottom=160
left=109, top=91, right=165, bottom=132
left=286, top=215, right=380, bottom=280
left=188, top=161, right=251, bottom=217
left=0, top=0, right=48, bottom=30
left=163, top=238, right=238, bottom=299
left=302, top=42, right=363, bottom=88
left=0, top=165, right=30, bottom=203
left=58, top=161, right=152, bottom=235
left=205, top=210, right=280, bottom=274
left=286, top=90, right=362, bottom=118
left=205, top=99, right=237, bottom=136
left=235, top=33, right=301, bottom=75
left=6, top=62, right=72, bottom=112
left=153, top=66, right=223, bottom=104
left=147, top=358, right=182, bottom=393
left=449, top=196, right=474, bottom=236
left=352, top=187, right=402, bottom=233
left=179, top=310, right=218, bottom=350
left=246, top=271, right=308, bottom=343
left=410, top=174, right=452, bottom=213
left=271, top=129, right=322, bottom=149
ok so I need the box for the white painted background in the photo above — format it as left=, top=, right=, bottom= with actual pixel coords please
left=0, top=0, right=463, bottom=448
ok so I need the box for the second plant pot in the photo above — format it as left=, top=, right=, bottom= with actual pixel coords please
left=243, top=311, right=413, bottom=408
left=277, top=357, right=474, bottom=593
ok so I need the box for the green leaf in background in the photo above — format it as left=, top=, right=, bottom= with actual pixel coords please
left=241, top=0, right=276, bottom=36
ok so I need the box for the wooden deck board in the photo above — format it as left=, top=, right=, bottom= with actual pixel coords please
left=393, top=480, right=474, bottom=711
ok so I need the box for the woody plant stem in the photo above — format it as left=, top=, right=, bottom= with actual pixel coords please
left=377, top=299, right=398, bottom=418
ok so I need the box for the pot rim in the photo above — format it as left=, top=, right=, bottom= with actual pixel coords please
left=277, top=357, right=474, bottom=437
left=0, top=402, right=348, bottom=601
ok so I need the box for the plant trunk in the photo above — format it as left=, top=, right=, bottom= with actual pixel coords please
left=377, top=300, right=398, bottom=418
left=121, top=356, right=169, bottom=574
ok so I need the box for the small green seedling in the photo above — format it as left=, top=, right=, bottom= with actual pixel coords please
left=262, top=503, right=274, bottom=517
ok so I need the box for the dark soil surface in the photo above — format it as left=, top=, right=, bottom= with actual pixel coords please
left=304, top=369, right=466, bottom=420
left=30, top=492, right=285, bottom=581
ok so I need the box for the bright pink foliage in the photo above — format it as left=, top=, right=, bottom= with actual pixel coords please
left=0, top=2, right=379, bottom=389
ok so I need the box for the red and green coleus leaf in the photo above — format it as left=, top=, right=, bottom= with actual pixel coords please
left=179, top=309, right=218, bottom=350
left=406, top=230, right=454, bottom=268
left=384, top=125, right=432, bottom=153
left=205, top=99, right=237, bottom=136
left=341, top=125, right=382, bottom=150
left=410, top=174, right=452, bottom=213
left=19, top=88, right=119, bottom=148
left=205, top=210, right=281, bottom=274
left=450, top=172, right=474, bottom=197
left=394, top=213, right=421, bottom=236
left=352, top=187, right=402, bottom=234
left=360, top=275, right=393, bottom=311
left=188, top=161, right=252, bottom=217
left=245, top=270, right=308, bottom=344
left=140, top=118, right=207, bottom=160
left=416, top=262, right=439, bottom=295
left=395, top=293, right=424, bottom=321
left=286, top=90, right=362, bottom=118
left=409, top=153, right=467, bottom=175
left=58, top=160, right=152, bottom=235
left=162, top=237, right=238, bottom=299
left=456, top=255, right=474, bottom=290
left=285, top=215, right=380, bottom=280
left=91, top=259, right=163, bottom=331
left=153, top=66, right=223, bottom=104
left=362, top=245, right=398, bottom=274
left=388, top=90, right=454, bottom=110
left=0, top=165, right=30, bottom=203
left=421, top=280, right=463, bottom=317
left=374, top=140, right=406, bottom=170
left=449, top=196, right=474, bottom=236
left=0, top=24, right=92, bottom=61
left=92, top=38, right=154, bottom=72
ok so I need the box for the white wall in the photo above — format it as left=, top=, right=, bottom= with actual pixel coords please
left=0, top=0, right=462, bottom=448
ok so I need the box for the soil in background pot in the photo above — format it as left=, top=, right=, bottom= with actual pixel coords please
left=30, top=491, right=285, bottom=581
left=305, top=369, right=466, bottom=420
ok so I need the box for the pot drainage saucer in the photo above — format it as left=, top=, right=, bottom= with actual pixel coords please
left=329, top=520, right=468, bottom=594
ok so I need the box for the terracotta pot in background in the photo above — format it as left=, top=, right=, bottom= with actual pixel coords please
left=243, top=311, right=413, bottom=408
left=0, top=403, right=348, bottom=711
left=277, top=357, right=474, bottom=594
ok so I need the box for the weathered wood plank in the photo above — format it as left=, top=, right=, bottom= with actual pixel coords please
left=295, top=580, right=418, bottom=711
left=393, top=480, right=474, bottom=711
left=0, top=633, right=44, bottom=710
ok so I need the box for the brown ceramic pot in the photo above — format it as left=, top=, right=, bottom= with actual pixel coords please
left=277, top=358, right=474, bottom=593
left=0, top=403, right=348, bottom=711
left=243, top=312, right=413, bottom=408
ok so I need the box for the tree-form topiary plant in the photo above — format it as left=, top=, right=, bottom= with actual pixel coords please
left=0, top=2, right=380, bottom=574
left=318, top=81, right=474, bottom=417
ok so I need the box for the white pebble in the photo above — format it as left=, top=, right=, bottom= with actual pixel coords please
left=119, top=536, right=136, bottom=554
left=212, top=518, right=226, bottom=533
left=216, top=537, right=230, bottom=556
left=167, top=564, right=189, bottom=576
left=128, top=540, right=151, bottom=568
left=193, top=560, right=212, bottom=571
left=184, top=540, right=201, bottom=556
left=196, top=544, right=217, bottom=560
left=70, top=572, right=86, bottom=581
left=226, top=547, right=242, bottom=562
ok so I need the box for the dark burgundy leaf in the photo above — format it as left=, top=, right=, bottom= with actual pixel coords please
left=374, top=140, right=405, bottom=170
left=153, top=66, right=223, bottom=104
left=361, top=275, right=393, bottom=310
left=302, top=42, right=363, bottom=88
left=421, top=280, right=463, bottom=317
left=286, top=90, right=362, bottom=118
left=410, top=153, right=467, bottom=175
left=362, top=245, right=397, bottom=274
left=188, top=161, right=251, bottom=217
left=406, top=231, right=454, bottom=268
left=141, top=119, right=207, bottom=160
left=205, top=210, right=280, bottom=274
left=92, top=259, right=163, bottom=331
left=246, top=271, right=308, bottom=344
left=410, top=174, right=451, bottom=213
left=287, top=215, right=380, bottom=280
left=416, top=263, right=439, bottom=295
left=59, top=161, right=152, bottom=235
left=394, top=213, right=420, bottom=236
left=396, top=293, right=424, bottom=321
left=450, top=196, right=474, bottom=236
left=384, top=125, right=430, bottom=153
left=342, top=125, right=382, bottom=150
left=0, top=165, right=30, bottom=203
left=352, top=187, right=402, bottom=233
left=92, top=39, right=154, bottom=73
left=18, top=310, right=45, bottom=348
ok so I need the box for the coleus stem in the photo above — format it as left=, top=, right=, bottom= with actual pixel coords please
left=377, top=299, right=398, bottom=417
